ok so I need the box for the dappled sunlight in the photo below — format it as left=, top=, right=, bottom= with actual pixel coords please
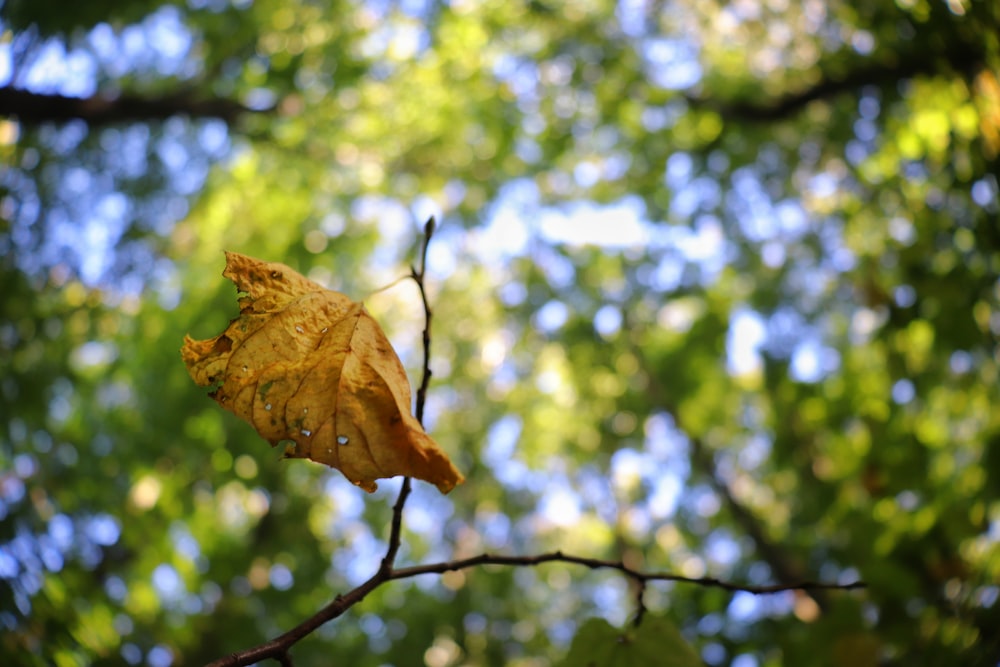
left=215, top=482, right=270, bottom=534
left=3, top=0, right=1000, bottom=663
left=128, top=475, right=161, bottom=512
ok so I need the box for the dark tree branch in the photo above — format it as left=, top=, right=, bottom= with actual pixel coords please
left=205, top=576, right=386, bottom=667
left=0, top=86, right=270, bottom=126
left=687, top=41, right=986, bottom=122
left=628, top=336, right=835, bottom=610
left=686, top=434, right=829, bottom=607
left=380, top=477, right=413, bottom=576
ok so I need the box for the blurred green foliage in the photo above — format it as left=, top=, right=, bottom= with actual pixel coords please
left=1, top=0, right=999, bottom=665
left=556, top=615, right=700, bottom=667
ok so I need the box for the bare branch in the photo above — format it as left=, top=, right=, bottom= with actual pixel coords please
left=389, top=551, right=865, bottom=595
left=628, top=328, right=835, bottom=610
left=381, top=477, right=413, bottom=575
left=686, top=434, right=815, bottom=593
left=205, top=579, right=384, bottom=667
left=411, top=216, right=436, bottom=424
left=631, top=579, right=648, bottom=628
left=207, top=548, right=862, bottom=665
left=381, top=217, right=437, bottom=573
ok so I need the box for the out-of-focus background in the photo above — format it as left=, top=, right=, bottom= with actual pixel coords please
left=1, top=0, right=998, bottom=665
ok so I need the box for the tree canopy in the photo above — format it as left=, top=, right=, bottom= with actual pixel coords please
left=1, top=0, right=999, bottom=665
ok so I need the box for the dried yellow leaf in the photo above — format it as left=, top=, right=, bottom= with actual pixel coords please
left=181, top=252, right=464, bottom=494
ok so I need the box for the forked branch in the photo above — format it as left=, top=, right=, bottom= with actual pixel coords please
left=205, top=222, right=865, bottom=667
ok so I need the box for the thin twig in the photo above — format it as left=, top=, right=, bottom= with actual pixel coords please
left=381, top=477, right=412, bottom=575
left=411, top=216, right=436, bottom=424
left=381, top=217, right=437, bottom=573
left=632, top=579, right=648, bottom=627
left=205, top=579, right=384, bottom=667
left=389, top=551, right=866, bottom=594
left=624, top=312, right=833, bottom=610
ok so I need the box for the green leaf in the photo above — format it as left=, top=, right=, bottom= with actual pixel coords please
left=557, top=616, right=702, bottom=667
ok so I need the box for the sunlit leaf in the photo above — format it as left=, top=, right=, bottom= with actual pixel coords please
left=181, top=252, right=464, bottom=493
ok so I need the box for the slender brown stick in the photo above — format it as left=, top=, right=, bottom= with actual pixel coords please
left=624, top=311, right=833, bottom=611
left=205, top=577, right=386, bottom=667
left=389, top=551, right=866, bottom=594
left=632, top=580, right=648, bottom=628
left=411, top=215, right=436, bottom=424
